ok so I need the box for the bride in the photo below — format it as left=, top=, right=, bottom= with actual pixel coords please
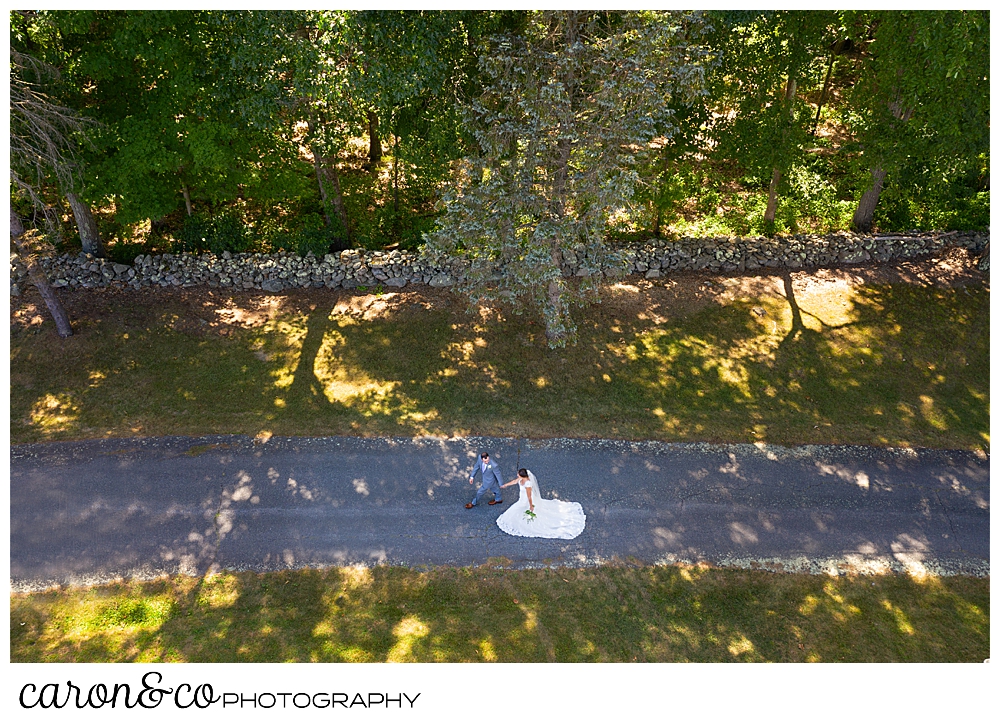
left=496, top=469, right=586, bottom=539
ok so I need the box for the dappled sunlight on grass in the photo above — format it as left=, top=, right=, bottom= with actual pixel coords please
left=478, top=639, right=498, bottom=661
left=315, top=325, right=404, bottom=404
left=28, top=392, right=81, bottom=433
left=10, top=566, right=989, bottom=663
left=919, top=394, right=948, bottom=430
left=727, top=633, right=759, bottom=660
left=341, top=563, right=374, bottom=590
left=87, top=596, right=175, bottom=633
left=881, top=600, right=916, bottom=636
left=387, top=616, right=431, bottom=662
left=9, top=277, right=988, bottom=448
left=256, top=315, right=311, bottom=390
left=197, top=575, right=241, bottom=609
left=580, top=281, right=988, bottom=447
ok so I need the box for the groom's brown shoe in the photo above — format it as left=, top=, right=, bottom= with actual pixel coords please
left=465, top=503, right=474, bottom=509
left=488, top=499, right=503, bottom=505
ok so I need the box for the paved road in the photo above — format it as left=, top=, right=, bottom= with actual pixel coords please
left=10, top=435, right=989, bottom=590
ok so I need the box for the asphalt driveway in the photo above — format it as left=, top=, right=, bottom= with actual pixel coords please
left=10, top=435, right=990, bottom=590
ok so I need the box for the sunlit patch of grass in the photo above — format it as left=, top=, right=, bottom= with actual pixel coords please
left=727, top=633, right=758, bottom=659
left=89, top=597, right=174, bottom=632
left=316, top=344, right=403, bottom=404
left=386, top=615, right=431, bottom=662
left=11, top=567, right=987, bottom=663
left=28, top=392, right=81, bottom=433
left=918, top=394, right=948, bottom=430
left=255, top=313, right=311, bottom=390
left=197, top=575, right=241, bottom=609
left=881, top=600, right=916, bottom=636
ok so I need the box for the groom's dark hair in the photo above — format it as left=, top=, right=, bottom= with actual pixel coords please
left=481, top=452, right=490, bottom=459
left=518, top=468, right=528, bottom=478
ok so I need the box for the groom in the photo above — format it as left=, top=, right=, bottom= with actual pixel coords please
left=465, top=452, right=505, bottom=509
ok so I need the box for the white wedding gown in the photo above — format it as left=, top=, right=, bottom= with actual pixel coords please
left=496, top=471, right=586, bottom=539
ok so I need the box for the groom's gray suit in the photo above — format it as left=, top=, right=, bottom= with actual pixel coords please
left=468, top=456, right=505, bottom=506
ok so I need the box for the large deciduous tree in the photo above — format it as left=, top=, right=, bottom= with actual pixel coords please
left=284, top=11, right=357, bottom=246
left=708, top=10, right=837, bottom=233
left=847, top=10, right=989, bottom=232
left=427, top=10, right=711, bottom=347
left=10, top=17, right=107, bottom=256
left=51, top=10, right=302, bottom=226
left=341, top=11, right=505, bottom=242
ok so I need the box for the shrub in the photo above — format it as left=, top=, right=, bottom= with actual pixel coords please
left=105, top=241, right=153, bottom=264
left=269, top=213, right=335, bottom=257
left=174, top=212, right=253, bottom=254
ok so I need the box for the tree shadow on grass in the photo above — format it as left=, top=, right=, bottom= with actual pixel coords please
left=9, top=278, right=989, bottom=449
left=10, top=567, right=990, bottom=662
left=566, top=275, right=989, bottom=447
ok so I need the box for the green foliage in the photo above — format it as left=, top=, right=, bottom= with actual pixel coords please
left=875, top=164, right=990, bottom=232
left=269, top=213, right=337, bottom=257
left=32, top=10, right=304, bottom=225
left=708, top=11, right=839, bottom=179
left=781, top=164, right=855, bottom=231
left=9, top=10, right=989, bottom=258
left=428, top=11, right=713, bottom=347
left=844, top=11, right=990, bottom=228
left=174, top=213, right=252, bottom=255
left=363, top=207, right=438, bottom=251
left=847, top=11, right=990, bottom=168
left=9, top=189, right=39, bottom=225
left=104, top=241, right=152, bottom=265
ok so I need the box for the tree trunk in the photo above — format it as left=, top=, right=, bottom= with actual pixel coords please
left=764, top=76, right=797, bottom=227
left=651, top=147, right=671, bottom=237
left=324, top=160, right=351, bottom=244
left=542, top=11, right=581, bottom=347
left=181, top=184, right=194, bottom=216
left=392, top=132, right=400, bottom=219
left=551, top=14, right=578, bottom=216
left=811, top=53, right=836, bottom=136
left=10, top=207, right=73, bottom=338
left=763, top=166, right=783, bottom=226
left=316, top=148, right=352, bottom=246
left=367, top=110, right=382, bottom=168
left=545, top=246, right=568, bottom=346
left=311, top=147, right=334, bottom=228
left=851, top=104, right=911, bottom=232
left=65, top=192, right=105, bottom=257
left=851, top=167, right=887, bottom=232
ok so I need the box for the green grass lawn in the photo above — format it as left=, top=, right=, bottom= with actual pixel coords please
left=11, top=565, right=989, bottom=663
left=10, top=274, right=989, bottom=449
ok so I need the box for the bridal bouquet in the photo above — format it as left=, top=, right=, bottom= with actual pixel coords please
left=524, top=509, right=537, bottom=522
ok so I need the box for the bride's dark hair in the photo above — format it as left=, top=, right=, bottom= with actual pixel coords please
left=518, top=468, right=529, bottom=478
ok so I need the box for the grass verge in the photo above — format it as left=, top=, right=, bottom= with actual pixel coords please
left=11, top=565, right=989, bottom=663
left=10, top=270, right=989, bottom=449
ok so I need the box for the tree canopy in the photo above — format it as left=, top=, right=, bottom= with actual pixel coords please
left=10, top=9, right=990, bottom=344
left=427, top=11, right=714, bottom=345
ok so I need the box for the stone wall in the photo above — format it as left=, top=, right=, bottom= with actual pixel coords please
left=9, top=230, right=989, bottom=296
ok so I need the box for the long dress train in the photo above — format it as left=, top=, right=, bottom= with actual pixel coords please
left=496, top=470, right=586, bottom=540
